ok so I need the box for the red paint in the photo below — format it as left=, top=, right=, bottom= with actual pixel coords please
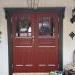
left=11, top=12, right=59, bottom=72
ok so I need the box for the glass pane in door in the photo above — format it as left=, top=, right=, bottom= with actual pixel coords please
left=15, top=16, right=32, bottom=37
left=38, top=17, right=55, bottom=37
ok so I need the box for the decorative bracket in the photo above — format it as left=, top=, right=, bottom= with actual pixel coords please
left=69, top=32, right=75, bottom=40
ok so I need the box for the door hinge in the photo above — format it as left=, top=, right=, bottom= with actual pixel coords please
left=58, top=64, right=59, bottom=68
left=11, top=18, right=12, bottom=23
left=12, top=64, right=13, bottom=67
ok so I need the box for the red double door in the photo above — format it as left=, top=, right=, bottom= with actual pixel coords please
left=11, top=12, right=59, bottom=72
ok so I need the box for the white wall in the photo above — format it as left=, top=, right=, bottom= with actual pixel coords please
left=0, top=0, right=75, bottom=75
left=0, top=8, right=9, bottom=75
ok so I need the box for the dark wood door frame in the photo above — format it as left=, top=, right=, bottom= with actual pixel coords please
left=4, top=7, right=65, bottom=75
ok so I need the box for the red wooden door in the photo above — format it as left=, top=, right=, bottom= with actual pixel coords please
left=11, top=12, right=59, bottom=72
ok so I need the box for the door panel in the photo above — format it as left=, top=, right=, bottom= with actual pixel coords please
left=14, top=38, right=33, bottom=46
left=37, top=38, right=56, bottom=45
left=13, top=47, right=34, bottom=64
left=33, top=13, right=59, bottom=72
left=11, top=12, right=59, bottom=72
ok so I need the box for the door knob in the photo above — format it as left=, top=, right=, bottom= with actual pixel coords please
left=32, top=36, right=34, bottom=38
left=32, top=36, right=34, bottom=43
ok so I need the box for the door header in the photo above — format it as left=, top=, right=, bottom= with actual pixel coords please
left=4, top=7, right=65, bottom=19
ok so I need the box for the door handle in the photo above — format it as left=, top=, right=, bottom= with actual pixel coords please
left=32, top=36, right=34, bottom=38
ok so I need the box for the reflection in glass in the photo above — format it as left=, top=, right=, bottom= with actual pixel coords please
left=38, top=17, right=55, bottom=37
left=15, top=17, right=31, bottom=37
left=51, top=17, right=55, bottom=36
left=39, top=17, right=50, bottom=36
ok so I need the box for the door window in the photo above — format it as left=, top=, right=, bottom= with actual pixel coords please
left=38, top=17, right=55, bottom=37
left=15, top=16, right=32, bottom=37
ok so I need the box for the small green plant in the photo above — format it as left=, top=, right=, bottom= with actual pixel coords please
left=49, top=71, right=58, bottom=75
